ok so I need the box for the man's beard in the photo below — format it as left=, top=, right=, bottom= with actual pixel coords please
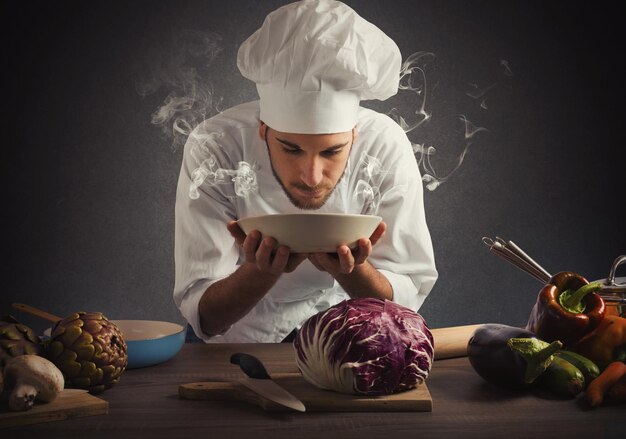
left=269, top=162, right=343, bottom=210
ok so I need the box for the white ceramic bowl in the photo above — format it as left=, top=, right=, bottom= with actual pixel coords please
left=111, top=320, right=185, bottom=369
left=237, top=213, right=382, bottom=253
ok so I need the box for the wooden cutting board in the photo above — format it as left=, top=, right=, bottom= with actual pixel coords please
left=179, top=372, right=432, bottom=412
left=178, top=323, right=483, bottom=412
left=0, top=390, right=108, bottom=428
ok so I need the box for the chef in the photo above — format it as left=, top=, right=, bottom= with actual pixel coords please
left=173, top=0, right=437, bottom=343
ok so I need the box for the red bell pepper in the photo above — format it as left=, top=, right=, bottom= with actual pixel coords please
left=526, top=271, right=605, bottom=347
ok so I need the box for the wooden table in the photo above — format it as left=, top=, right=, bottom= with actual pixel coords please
left=3, top=343, right=624, bottom=438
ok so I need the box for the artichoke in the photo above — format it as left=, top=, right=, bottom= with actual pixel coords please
left=46, top=312, right=127, bottom=394
left=0, top=315, right=43, bottom=368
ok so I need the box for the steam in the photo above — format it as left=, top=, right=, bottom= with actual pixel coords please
left=135, top=29, right=224, bottom=152
left=187, top=132, right=259, bottom=200
left=189, top=156, right=258, bottom=200
left=413, top=115, right=488, bottom=191
left=388, top=53, right=512, bottom=191
left=354, top=155, right=386, bottom=212
left=392, top=51, right=434, bottom=134
left=134, top=29, right=260, bottom=200
left=137, top=28, right=513, bottom=196
left=500, top=59, right=514, bottom=76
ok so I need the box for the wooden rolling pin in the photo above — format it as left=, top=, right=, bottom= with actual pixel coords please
left=430, top=324, right=483, bottom=360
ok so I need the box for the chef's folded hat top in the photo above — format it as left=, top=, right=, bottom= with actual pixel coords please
left=237, top=0, right=401, bottom=134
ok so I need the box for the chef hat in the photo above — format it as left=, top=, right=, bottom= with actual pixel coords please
left=237, top=0, right=401, bottom=134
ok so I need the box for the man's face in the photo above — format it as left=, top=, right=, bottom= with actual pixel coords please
left=260, top=122, right=355, bottom=210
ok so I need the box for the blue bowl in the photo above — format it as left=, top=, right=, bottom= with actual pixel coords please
left=112, top=320, right=185, bottom=369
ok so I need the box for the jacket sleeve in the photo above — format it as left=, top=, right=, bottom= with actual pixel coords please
left=366, top=123, right=438, bottom=312
left=173, top=125, right=240, bottom=342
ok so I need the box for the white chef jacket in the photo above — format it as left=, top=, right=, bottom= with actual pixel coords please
left=173, top=101, right=437, bottom=343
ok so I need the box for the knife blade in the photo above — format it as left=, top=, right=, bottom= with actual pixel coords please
left=230, top=353, right=306, bottom=412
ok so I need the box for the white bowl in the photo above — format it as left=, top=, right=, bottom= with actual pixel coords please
left=237, top=213, right=382, bottom=253
left=111, top=320, right=185, bottom=369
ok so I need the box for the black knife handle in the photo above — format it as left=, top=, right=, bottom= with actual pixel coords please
left=230, top=353, right=271, bottom=380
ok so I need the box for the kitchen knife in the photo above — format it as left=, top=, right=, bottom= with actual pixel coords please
left=230, top=353, right=306, bottom=412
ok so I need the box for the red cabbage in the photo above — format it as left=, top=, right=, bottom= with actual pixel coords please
left=294, top=298, right=434, bottom=395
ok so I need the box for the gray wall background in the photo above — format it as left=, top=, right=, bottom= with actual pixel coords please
left=4, top=0, right=625, bottom=336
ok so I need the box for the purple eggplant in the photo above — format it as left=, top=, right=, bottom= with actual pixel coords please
left=467, top=324, right=562, bottom=390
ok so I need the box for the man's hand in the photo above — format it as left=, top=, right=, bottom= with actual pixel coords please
left=227, top=221, right=308, bottom=275
left=307, top=221, right=387, bottom=276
